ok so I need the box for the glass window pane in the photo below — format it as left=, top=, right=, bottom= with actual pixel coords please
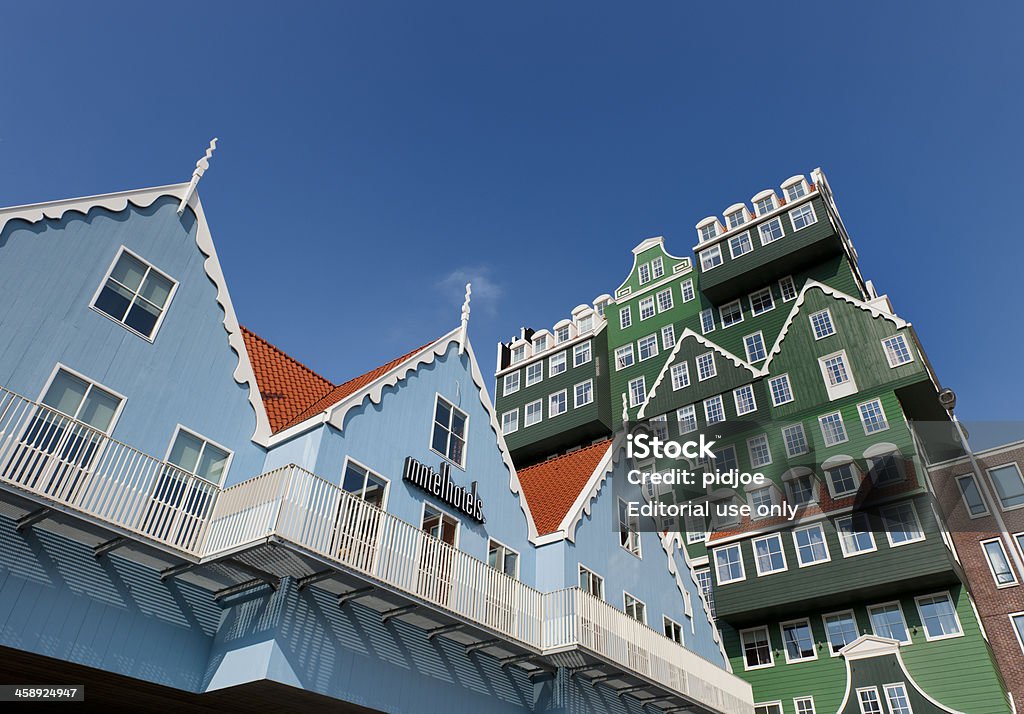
left=110, top=253, right=147, bottom=291
left=42, top=370, right=89, bottom=417
left=124, top=299, right=161, bottom=337
left=363, top=472, right=387, bottom=507
left=168, top=430, right=204, bottom=473
left=431, top=424, right=448, bottom=455
left=77, top=385, right=121, bottom=432
left=991, top=465, right=1024, bottom=508
left=197, top=442, right=230, bottom=483
left=450, top=410, right=467, bottom=439
left=94, top=281, right=134, bottom=321
left=139, top=271, right=174, bottom=308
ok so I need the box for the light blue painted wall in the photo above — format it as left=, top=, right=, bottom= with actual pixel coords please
left=264, top=342, right=538, bottom=584
left=0, top=196, right=267, bottom=485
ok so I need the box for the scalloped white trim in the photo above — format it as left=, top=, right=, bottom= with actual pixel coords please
left=660, top=532, right=729, bottom=667
left=0, top=184, right=274, bottom=446
left=638, top=328, right=759, bottom=419
left=551, top=439, right=616, bottom=543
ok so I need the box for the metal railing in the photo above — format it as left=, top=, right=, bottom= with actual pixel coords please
left=0, top=386, right=217, bottom=554
left=0, top=384, right=752, bottom=713
left=543, top=588, right=752, bottom=714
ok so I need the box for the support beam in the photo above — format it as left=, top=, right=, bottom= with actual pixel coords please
left=16, top=508, right=50, bottom=532
left=617, top=685, right=647, bottom=698
left=426, top=623, right=464, bottom=640
left=337, top=586, right=376, bottom=606
left=499, top=654, right=535, bottom=669
left=380, top=604, right=419, bottom=624
left=464, top=638, right=502, bottom=654
left=640, top=695, right=676, bottom=707
left=160, top=561, right=201, bottom=581
left=214, top=578, right=273, bottom=602
left=296, top=570, right=336, bottom=590
left=589, top=673, right=620, bottom=685
left=223, top=559, right=279, bottom=589
left=93, top=536, right=127, bottom=559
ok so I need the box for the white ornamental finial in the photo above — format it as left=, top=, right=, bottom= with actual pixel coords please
left=458, top=283, right=472, bottom=355
left=177, top=137, right=219, bottom=216
left=621, top=392, right=629, bottom=424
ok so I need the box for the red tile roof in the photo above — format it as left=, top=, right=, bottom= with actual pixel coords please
left=518, top=440, right=613, bottom=536
left=242, top=326, right=438, bottom=434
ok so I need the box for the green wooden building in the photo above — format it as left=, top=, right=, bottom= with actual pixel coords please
left=494, top=169, right=1013, bottom=713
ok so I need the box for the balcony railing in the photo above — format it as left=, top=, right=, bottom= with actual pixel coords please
left=0, top=384, right=752, bottom=713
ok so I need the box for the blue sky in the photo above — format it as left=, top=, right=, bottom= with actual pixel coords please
left=2, top=2, right=1021, bottom=423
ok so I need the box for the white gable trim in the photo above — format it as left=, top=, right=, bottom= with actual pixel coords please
left=661, top=532, right=729, bottom=667
left=614, top=236, right=692, bottom=295
left=548, top=440, right=616, bottom=543
left=637, top=328, right=759, bottom=419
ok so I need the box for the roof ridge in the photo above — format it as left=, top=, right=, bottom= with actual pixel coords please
left=240, top=325, right=334, bottom=389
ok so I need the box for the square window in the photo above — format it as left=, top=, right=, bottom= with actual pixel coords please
left=704, top=395, right=725, bottom=424
left=726, top=208, right=747, bottom=229
left=167, top=427, right=232, bottom=485
left=809, top=309, right=835, bottom=339
left=526, top=361, right=544, bottom=386
left=785, top=181, right=808, bottom=202
left=758, top=217, right=785, bottom=244
left=857, top=688, right=883, bottom=714
left=40, top=367, right=123, bottom=433
left=620, top=306, right=633, bottom=329
left=574, top=380, right=594, bottom=408
left=573, top=340, right=592, bottom=367
left=511, top=345, right=526, bottom=364
left=867, top=603, right=909, bottom=643
left=782, top=423, right=808, bottom=457
left=989, top=464, right=1024, bottom=509
left=880, top=502, right=924, bottom=546
left=858, top=399, right=889, bottom=434
left=639, top=296, right=656, bottom=320
left=720, top=300, right=743, bottom=328
left=915, top=593, right=962, bottom=640
left=488, top=539, right=520, bottom=578
left=555, top=325, right=571, bottom=343
left=781, top=619, right=816, bottom=662
left=501, top=409, right=519, bottom=434
left=700, top=308, right=715, bottom=334
left=819, top=412, right=848, bottom=446
left=837, top=514, right=876, bottom=557
left=432, top=396, right=468, bottom=468
left=745, top=332, right=767, bottom=363
left=92, top=248, right=177, bottom=339
left=882, top=334, right=914, bottom=367
left=525, top=400, right=543, bottom=426
left=789, top=203, right=818, bottom=231
left=699, top=222, right=719, bottom=243
left=700, top=245, right=723, bottom=271
left=677, top=405, right=698, bottom=434
left=823, top=610, right=858, bottom=655
left=638, top=334, right=659, bottom=361
left=785, top=474, right=816, bottom=506
left=680, top=279, right=695, bottom=302
left=671, top=362, right=690, bottom=391
left=826, top=462, right=860, bottom=497
left=779, top=275, right=798, bottom=301
left=794, top=697, right=816, bottom=714
left=577, top=315, right=594, bottom=333
left=794, top=524, right=830, bottom=566
left=748, top=434, right=772, bottom=468
left=868, top=452, right=903, bottom=485
left=734, top=384, right=757, bottom=415
left=663, top=616, right=683, bottom=644
left=657, top=288, right=673, bottom=312
left=749, top=287, right=775, bottom=315
left=549, top=351, right=568, bottom=376
left=715, top=544, right=745, bottom=584
left=750, top=486, right=774, bottom=513
left=533, top=334, right=549, bottom=352
left=549, top=390, right=568, bottom=417
left=624, top=592, right=645, bottom=621
left=579, top=565, right=605, bottom=599
left=629, top=377, right=647, bottom=407
left=741, top=626, right=773, bottom=669
left=661, top=324, right=676, bottom=349
left=342, top=460, right=388, bottom=507
left=769, top=374, right=793, bottom=406
left=753, top=534, right=787, bottom=575
left=729, top=231, right=753, bottom=258
left=503, top=371, right=520, bottom=395
left=697, top=352, right=717, bottom=381
left=615, top=344, right=635, bottom=370
left=884, top=684, right=912, bottom=714
left=755, top=195, right=777, bottom=216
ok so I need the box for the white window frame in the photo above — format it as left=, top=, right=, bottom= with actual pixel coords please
left=578, top=563, right=605, bottom=600
left=913, top=591, right=963, bottom=641
left=714, top=543, right=745, bottom=585
left=719, top=299, right=744, bottom=328
left=822, top=609, right=858, bottom=656
left=652, top=256, right=664, bottom=279
left=700, top=244, right=723, bottom=271
left=656, top=288, right=673, bottom=313
left=857, top=398, right=889, bottom=434
left=619, top=497, right=642, bottom=558
left=548, top=350, right=568, bottom=377
left=758, top=217, right=785, bottom=245
left=809, top=309, right=836, bottom=340
left=524, top=399, right=543, bottom=427
left=883, top=683, right=913, bottom=714
left=769, top=374, right=794, bottom=406
left=661, top=324, right=676, bottom=349
left=90, top=245, right=179, bottom=342
left=748, top=434, right=772, bottom=468
left=573, top=340, right=592, bottom=367
left=881, top=334, right=915, bottom=368
left=503, top=371, right=520, bottom=396
left=37, top=363, right=128, bottom=436
left=628, top=376, right=647, bottom=408
left=819, top=411, right=849, bottom=446
left=789, top=202, right=818, bottom=231
left=670, top=362, right=690, bottom=391
left=574, top=379, right=594, bottom=408
left=880, top=502, right=925, bottom=547
left=980, top=538, right=1019, bottom=588
left=638, top=334, right=659, bottom=362
left=867, top=601, right=911, bottom=644
left=819, top=350, right=857, bottom=400
left=734, top=384, right=757, bottom=416
left=752, top=533, right=788, bottom=576
left=744, top=331, right=767, bottom=363
left=677, top=405, right=697, bottom=435
left=824, top=460, right=862, bottom=498
left=431, top=394, right=470, bottom=469
left=638, top=262, right=652, bottom=285
left=614, top=344, right=635, bottom=370
left=620, top=305, right=633, bottom=329
left=680, top=279, right=695, bottom=302
left=700, top=308, right=715, bottom=334
left=663, top=615, right=684, bottom=645
left=780, top=617, right=818, bottom=663
left=779, top=275, right=798, bottom=301
left=856, top=687, right=883, bottom=714
left=525, top=361, right=543, bottom=387
left=164, top=424, right=234, bottom=486
left=341, top=456, right=391, bottom=508
left=639, top=296, right=656, bottom=321
left=501, top=409, right=519, bottom=435
left=1010, top=612, right=1024, bottom=654
left=740, top=625, right=774, bottom=670
left=836, top=514, right=877, bottom=557
left=623, top=591, right=647, bottom=624
left=782, top=423, right=809, bottom=457
left=729, top=230, right=753, bottom=259
left=987, top=462, right=1024, bottom=512
left=548, top=390, right=568, bottom=418
left=794, top=696, right=816, bottom=714
left=749, top=287, right=775, bottom=316
left=697, top=351, right=717, bottom=381
left=704, top=395, right=725, bottom=424
left=793, top=523, right=831, bottom=567
left=487, top=538, right=521, bottom=579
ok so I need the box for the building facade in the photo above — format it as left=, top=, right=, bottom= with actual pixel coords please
left=929, top=439, right=1024, bottom=705
left=495, top=170, right=1013, bottom=713
left=0, top=169, right=753, bottom=712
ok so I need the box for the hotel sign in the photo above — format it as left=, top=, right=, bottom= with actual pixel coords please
left=403, top=456, right=485, bottom=523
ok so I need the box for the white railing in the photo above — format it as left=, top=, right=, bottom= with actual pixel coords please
left=0, top=386, right=217, bottom=554
left=0, top=384, right=751, bottom=713
left=203, top=465, right=546, bottom=650
left=543, top=588, right=753, bottom=714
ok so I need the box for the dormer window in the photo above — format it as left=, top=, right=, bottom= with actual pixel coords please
left=638, top=263, right=652, bottom=285
left=724, top=205, right=748, bottom=229
left=533, top=334, right=548, bottom=352
left=651, top=256, right=665, bottom=279
left=595, top=301, right=607, bottom=317
left=555, top=325, right=571, bottom=343
left=511, top=345, right=526, bottom=364
left=697, top=218, right=721, bottom=243
left=783, top=177, right=808, bottom=202
left=753, top=193, right=777, bottom=216
left=577, top=315, right=594, bottom=333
